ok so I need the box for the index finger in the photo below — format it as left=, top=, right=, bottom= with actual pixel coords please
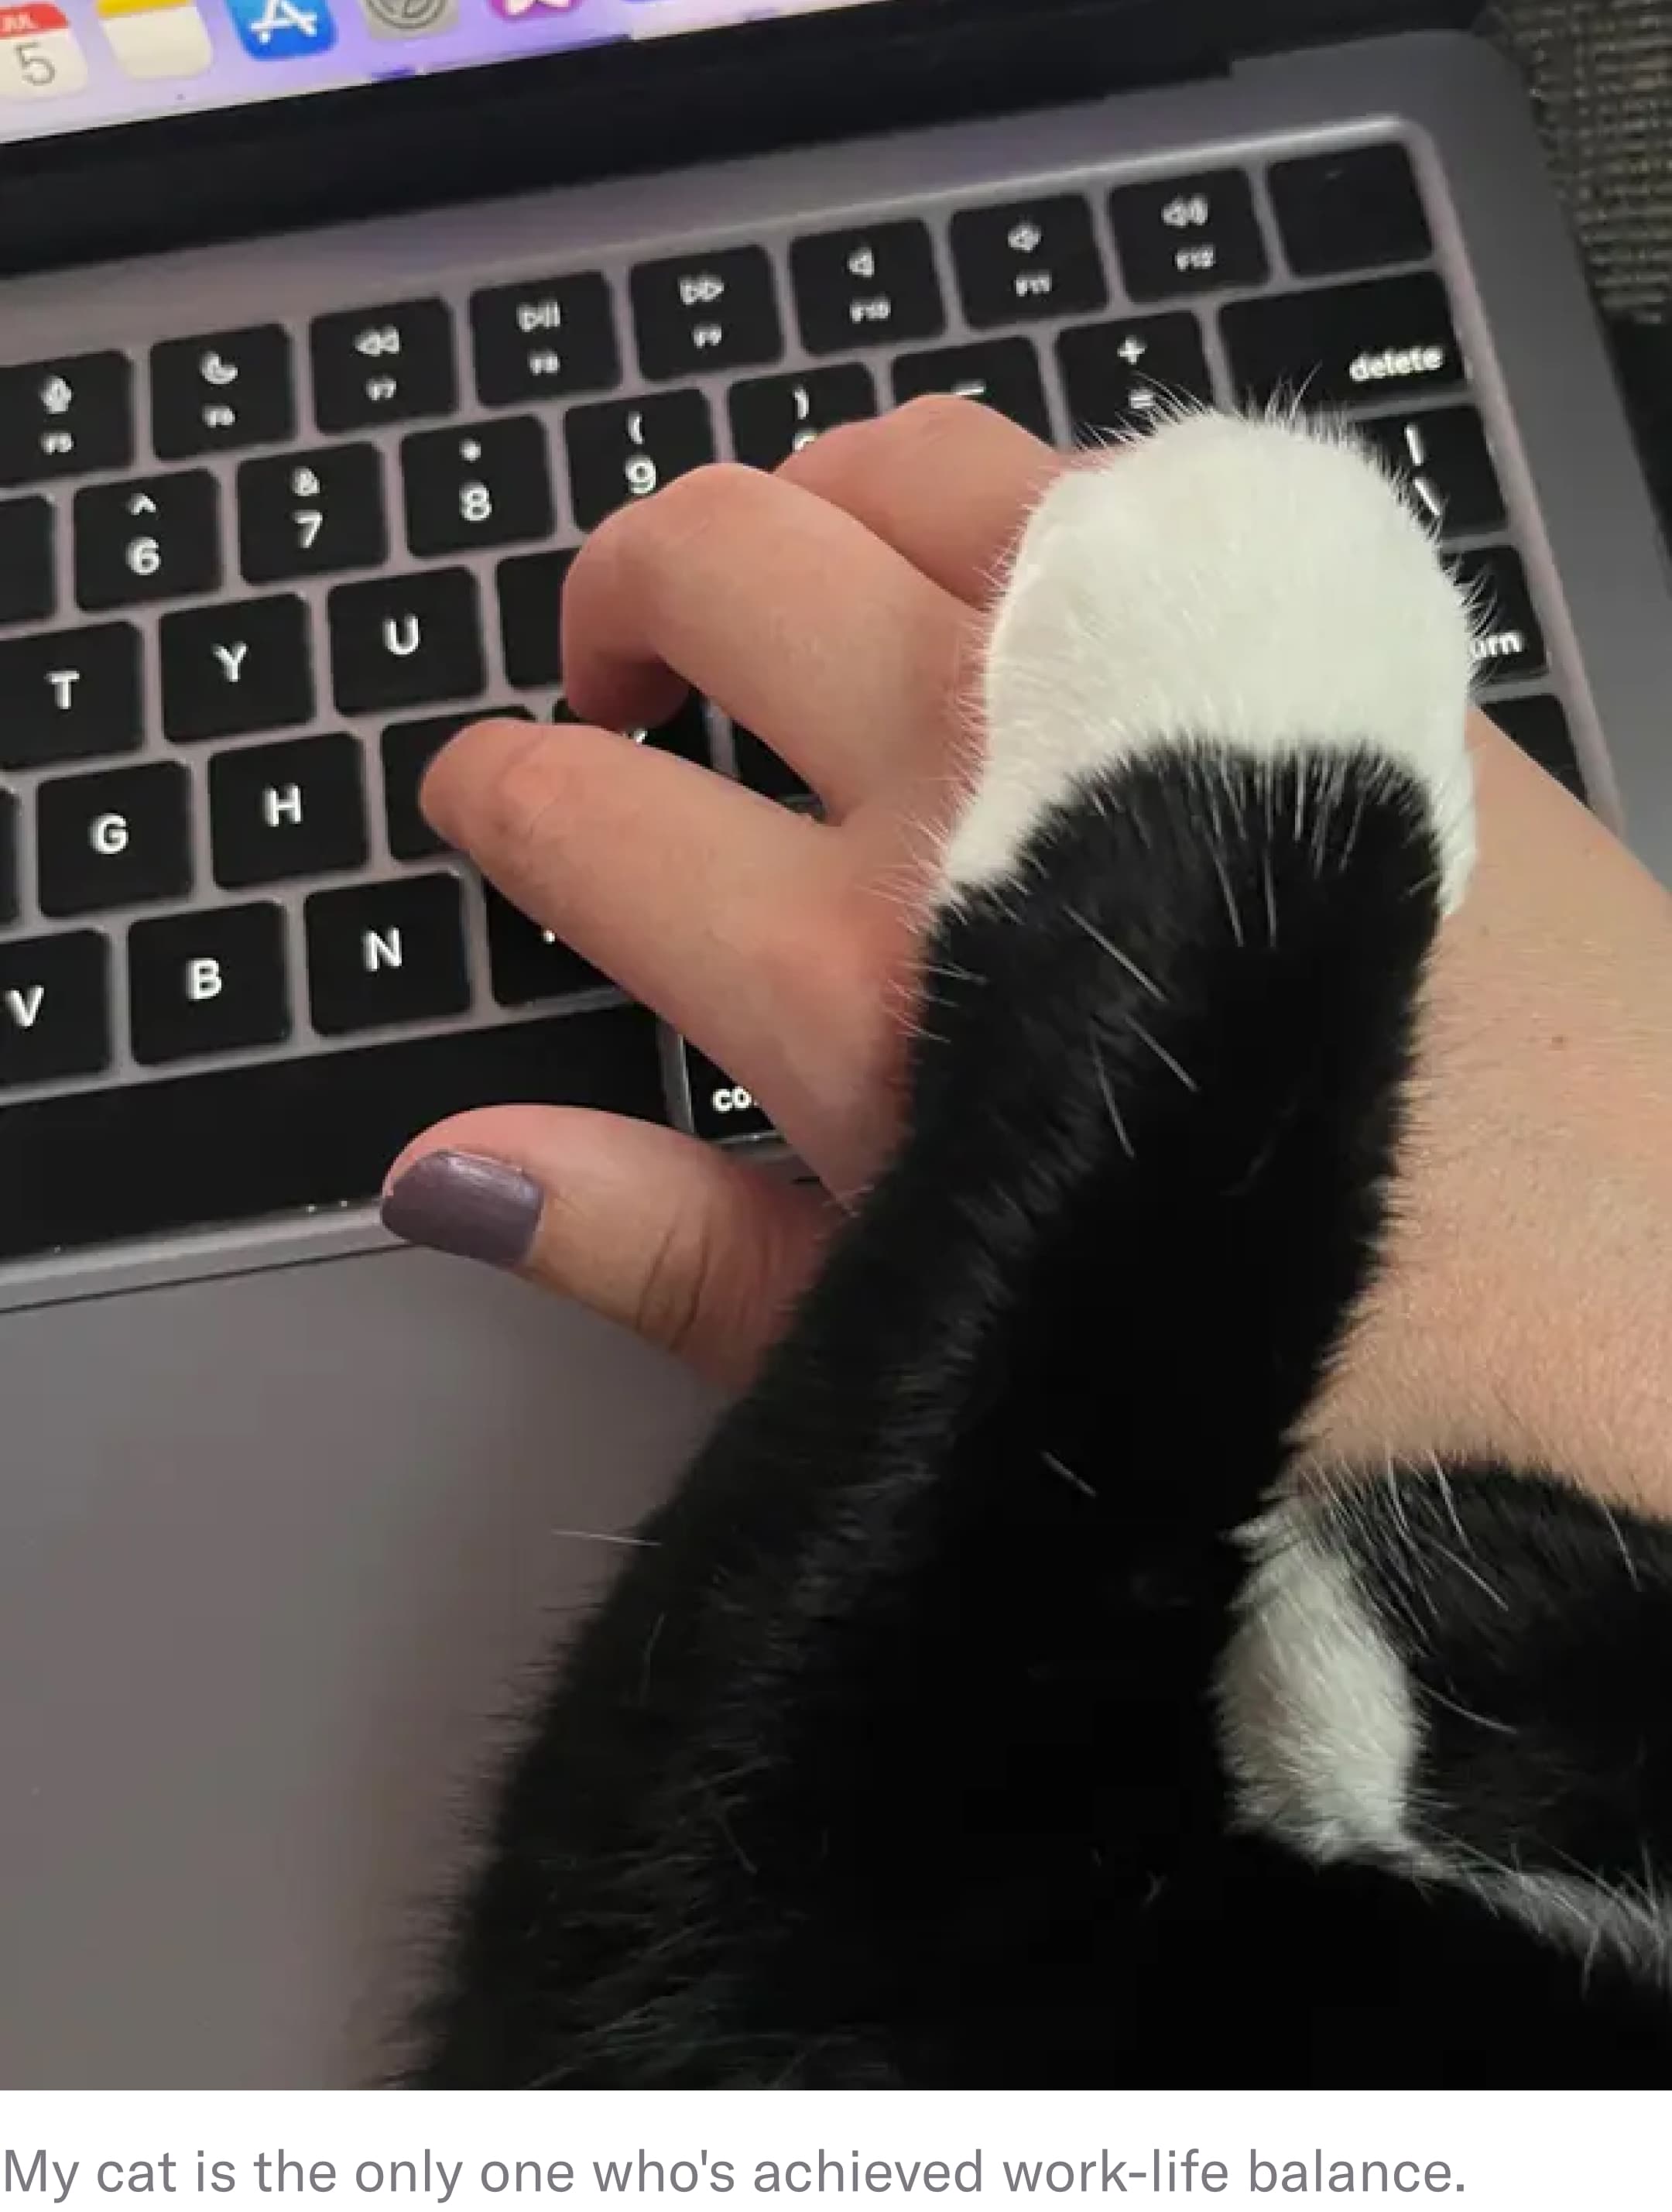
left=776, top=395, right=1065, bottom=607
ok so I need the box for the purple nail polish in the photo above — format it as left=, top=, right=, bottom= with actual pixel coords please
left=381, top=1151, right=543, bottom=1268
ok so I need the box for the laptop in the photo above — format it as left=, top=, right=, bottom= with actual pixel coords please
left=1, top=0, right=1668, bottom=2089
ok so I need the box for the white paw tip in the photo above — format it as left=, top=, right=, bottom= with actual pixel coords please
left=942, top=412, right=1477, bottom=914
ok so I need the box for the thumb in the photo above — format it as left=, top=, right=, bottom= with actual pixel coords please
left=381, top=1107, right=832, bottom=1391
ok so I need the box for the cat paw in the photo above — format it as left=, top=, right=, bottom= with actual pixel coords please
left=942, top=411, right=1477, bottom=914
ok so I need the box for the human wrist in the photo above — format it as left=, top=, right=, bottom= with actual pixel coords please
left=1299, top=715, right=1672, bottom=1515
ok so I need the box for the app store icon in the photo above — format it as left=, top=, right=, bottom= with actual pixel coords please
left=222, top=0, right=337, bottom=57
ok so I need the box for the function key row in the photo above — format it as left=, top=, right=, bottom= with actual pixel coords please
left=0, top=266, right=1468, bottom=633
left=0, top=303, right=1494, bottom=723
left=0, top=145, right=1434, bottom=487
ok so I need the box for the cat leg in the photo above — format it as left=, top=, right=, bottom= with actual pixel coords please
left=413, top=413, right=1481, bottom=2087
left=1225, top=1458, right=1672, bottom=2007
left=899, top=408, right=1478, bottom=1545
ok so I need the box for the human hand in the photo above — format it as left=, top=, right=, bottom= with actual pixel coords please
left=383, top=401, right=1672, bottom=1512
left=382, top=398, right=1055, bottom=1386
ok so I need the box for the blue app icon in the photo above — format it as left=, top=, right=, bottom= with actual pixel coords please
left=222, top=0, right=337, bottom=57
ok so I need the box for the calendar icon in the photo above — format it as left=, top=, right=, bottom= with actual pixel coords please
left=0, top=3, right=89, bottom=98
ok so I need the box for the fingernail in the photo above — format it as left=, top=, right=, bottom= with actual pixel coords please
left=381, top=1151, right=543, bottom=1268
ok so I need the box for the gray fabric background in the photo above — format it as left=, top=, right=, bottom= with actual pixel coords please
left=1493, top=0, right=1672, bottom=321
left=1489, top=0, right=1672, bottom=520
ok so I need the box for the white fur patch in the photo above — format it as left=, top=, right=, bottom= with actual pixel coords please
left=944, top=413, right=1476, bottom=913
left=1222, top=1488, right=1672, bottom=1996
left=1218, top=1498, right=1423, bottom=1865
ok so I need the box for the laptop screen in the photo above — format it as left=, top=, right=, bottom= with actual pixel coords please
left=0, top=0, right=888, bottom=145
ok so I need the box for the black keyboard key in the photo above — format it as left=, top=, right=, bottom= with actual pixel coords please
left=238, top=444, right=387, bottom=584
left=790, top=222, right=944, bottom=355
left=682, top=1041, right=774, bottom=1143
left=382, top=705, right=530, bottom=860
left=1223, top=273, right=1463, bottom=410
left=210, top=732, right=368, bottom=887
left=728, top=365, right=875, bottom=468
left=37, top=761, right=192, bottom=917
left=0, top=794, right=15, bottom=922
left=329, top=568, right=484, bottom=717
left=951, top=197, right=1108, bottom=328
left=161, top=595, right=314, bottom=742
left=1453, top=547, right=1547, bottom=683
left=151, top=326, right=296, bottom=459
left=305, top=871, right=470, bottom=1034
left=1488, top=694, right=1586, bottom=801
left=498, top=548, right=574, bottom=690
left=732, top=725, right=811, bottom=805
left=485, top=887, right=608, bottom=1007
left=311, top=300, right=457, bottom=434
left=892, top=340, right=1051, bottom=440
left=0, top=498, right=55, bottom=626
left=1270, top=145, right=1431, bottom=278
left=1110, top=171, right=1267, bottom=301
left=129, top=902, right=290, bottom=1065
left=0, top=931, right=109, bottom=1089
left=634, top=697, right=712, bottom=767
left=1358, top=406, right=1504, bottom=537
left=471, top=273, right=621, bottom=406
left=0, top=353, right=132, bottom=488
left=631, top=249, right=782, bottom=382
left=565, top=393, right=716, bottom=530
left=0, top=625, right=142, bottom=768
left=0, top=1003, right=663, bottom=1259
left=74, top=472, right=221, bottom=611
left=402, top=418, right=554, bottom=557
left=1057, top=314, right=1215, bottom=439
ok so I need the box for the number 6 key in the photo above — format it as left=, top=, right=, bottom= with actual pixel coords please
left=74, top=473, right=221, bottom=611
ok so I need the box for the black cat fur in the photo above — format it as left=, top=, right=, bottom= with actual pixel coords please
left=411, top=413, right=1672, bottom=2087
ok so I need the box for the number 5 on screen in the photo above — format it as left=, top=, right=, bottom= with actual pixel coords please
left=0, top=4, right=90, bottom=98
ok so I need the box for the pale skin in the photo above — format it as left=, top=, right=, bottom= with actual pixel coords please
left=388, top=398, right=1672, bottom=1515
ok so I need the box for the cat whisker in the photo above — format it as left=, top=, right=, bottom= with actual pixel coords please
left=548, top=1527, right=659, bottom=1550
left=1129, top=1013, right=1198, bottom=1095
left=704, top=1788, right=759, bottom=1879
left=1210, top=845, right=1245, bottom=947
left=1597, top=1497, right=1645, bottom=1593
left=1424, top=1682, right=1516, bottom=1739
left=1435, top=1540, right=1513, bottom=1616
left=1041, top=1449, right=1096, bottom=1500
left=638, top=1612, right=666, bottom=1707
left=1091, top=1034, right=1135, bottom=1159
left=1261, top=850, right=1279, bottom=947
left=1067, top=904, right=1166, bottom=1003
left=1426, top=1454, right=1472, bottom=1555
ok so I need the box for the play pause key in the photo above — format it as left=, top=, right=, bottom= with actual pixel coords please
left=471, top=274, right=620, bottom=405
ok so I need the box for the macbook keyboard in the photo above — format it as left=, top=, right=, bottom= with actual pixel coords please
left=0, top=139, right=1583, bottom=1260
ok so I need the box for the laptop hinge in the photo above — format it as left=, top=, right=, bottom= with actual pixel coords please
left=1230, top=0, right=1485, bottom=57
